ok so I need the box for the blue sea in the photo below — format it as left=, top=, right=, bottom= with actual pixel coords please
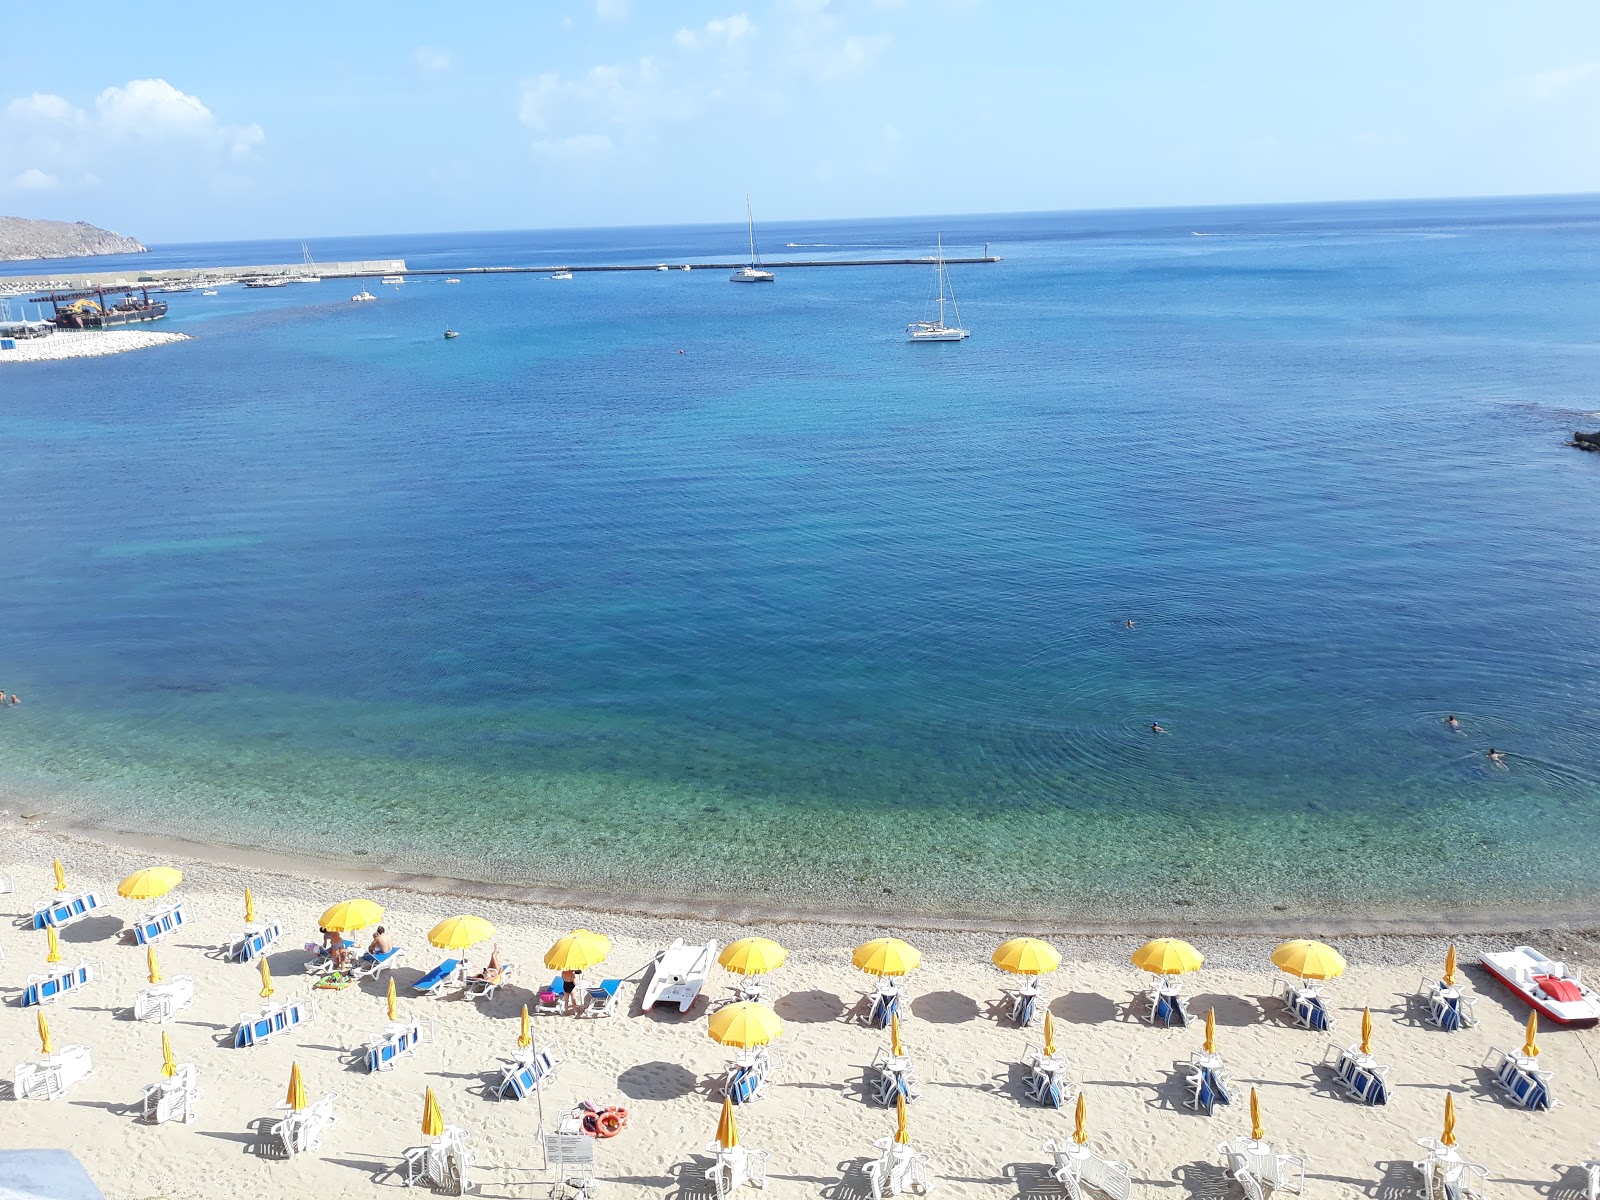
left=3, top=196, right=1599, bottom=925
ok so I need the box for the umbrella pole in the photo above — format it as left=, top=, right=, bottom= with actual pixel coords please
left=532, top=1018, right=548, bottom=1172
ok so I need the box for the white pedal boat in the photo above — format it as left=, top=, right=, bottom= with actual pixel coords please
left=639, top=938, right=718, bottom=1012
left=1480, top=946, right=1600, bottom=1027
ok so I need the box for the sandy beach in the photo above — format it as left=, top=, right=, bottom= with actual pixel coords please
left=5, top=821, right=1600, bottom=1200
left=0, top=329, right=191, bottom=363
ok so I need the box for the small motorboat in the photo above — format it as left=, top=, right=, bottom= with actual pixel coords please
left=350, top=290, right=376, bottom=303
left=550, top=271, right=573, bottom=281
left=1480, top=946, right=1600, bottom=1026
left=445, top=278, right=461, bottom=284
left=443, top=329, right=459, bottom=339
left=201, top=290, right=219, bottom=296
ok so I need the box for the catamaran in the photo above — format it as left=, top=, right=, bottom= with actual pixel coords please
left=730, top=196, right=775, bottom=283
left=907, top=234, right=968, bottom=342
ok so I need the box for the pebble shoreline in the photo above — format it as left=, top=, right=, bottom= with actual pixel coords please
left=0, top=328, right=191, bottom=362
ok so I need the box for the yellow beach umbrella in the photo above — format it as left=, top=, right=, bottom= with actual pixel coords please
left=1523, top=1012, right=1540, bottom=1058
left=1441, top=1093, right=1458, bottom=1146
left=1204, top=1008, right=1216, bottom=1054
left=1360, top=1007, right=1373, bottom=1055
left=387, top=977, right=398, bottom=1022
left=53, top=858, right=66, bottom=892
left=160, top=1031, right=177, bottom=1078
left=1249, top=1088, right=1263, bottom=1141
left=244, top=887, right=255, bottom=923
left=1443, top=945, right=1457, bottom=987
left=890, top=1013, right=905, bottom=1056
left=720, top=937, right=788, bottom=976
left=259, top=958, right=274, bottom=998
left=147, top=945, right=162, bottom=985
left=319, top=898, right=384, bottom=932
left=286, top=1062, right=308, bottom=1112
left=716, top=1095, right=740, bottom=1149
left=428, top=915, right=495, bottom=951
left=45, top=926, right=60, bottom=964
left=708, top=1001, right=783, bottom=1048
left=993, top=937, right=1062, bottom=976
left=1132, top=938, right=1204, bottom=976
left=895, top=1093, right=911, bottom=1145
left=518, top=1004, right=532, bottom=1049
left=37, top=1011, right=52, bottom=1056
left=1073, top=1093, right=1088, bottom=1145
left=1043, top=1011, right=1057, bottom=1057
left=421, top=1087, right=444, bottom=1137
left=118, top=866, right=182, bottom=900
left=545, top=928, right=611, bottom=972
left=1271, top=939, right=1346, bottom=980
left=853, top=937, right=922, bottom=977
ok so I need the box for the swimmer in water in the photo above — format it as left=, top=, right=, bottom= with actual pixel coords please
left=1487, top=748, right=1506, bottom=765
left=1125, top=619, right=1136, bottom=629
left=1446, top=714, right=1460, bottom=730
left=1151, top=723, right=1167, bottom=734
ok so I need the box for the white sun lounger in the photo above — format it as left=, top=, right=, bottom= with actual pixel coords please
left=30, top=891, right=103, bottom=930
left=142, top=1063, right=201, bottom=1124
left=1022, top=1045, right=1078, bottom=1109
left=233, top=998, right=314, bottom=1048
left=1484, top=1046, right=1556, bottom=1111
left=1045, top=1138, right=1133, bottom=1200
left=21, top=961, right=100, bottom=1007
left=1218, top=1136, right=1306, bottom=1200
left=228, top=919, right=287, bottom=964
left=496, top=1042, right=563, bottom=1100
left=364, top=1018, right=430, bottom=1073
left=273, top=1093, right=338, bottom=1157
left=1185, top=1049, right=1234, bottom=1115
left=1324, top=1043, right=1390, bottom=1105
left=1146, top=980, right=1191, bottom=1028
left=866, top=1135, right=934, bottom=1199
left=869, top=1047, right=919, bottom=1107
left=1413, top=1137, right=1490, bottom=1200
left=723, top=1046, right=774, bottom=1105
left=464, top=960, right=515, bottom=1000
left=640, top=939, right=718, bottom=1012
left=706, top=1141, right=770, bottom=1200
left=13, top=1045, right=94, bottom=1101
left=1275, top=978, right=1334, bottom=1032
left=1420, top=976, right=1478, bottom=1031
left=350, top=945, right=406, bottom=983
left=133, top=901, right=189, bottom=946
left=134, top=975, right=196, bottom=1024
left=403, top=1125, right=476, bottom=1194
left=1004, top=980, right=1042, bottom=1027
left=1582, top=1145, right=1600, bottom=1200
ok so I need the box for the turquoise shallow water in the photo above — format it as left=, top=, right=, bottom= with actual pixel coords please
left=3, top=197, right=1599, bottom=923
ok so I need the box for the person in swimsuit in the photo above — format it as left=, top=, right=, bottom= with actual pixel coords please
left=469, top=946, right=504, bottom=985
left=1487, top=748, right=1506, bottom=765
left=368, top=926, right=393, bottom=956
left=1151, top=723, right=1167, bottom=734
left=1446, top=715, right=1460, bottom=730
left=562, top=967, right=582, bottom=1013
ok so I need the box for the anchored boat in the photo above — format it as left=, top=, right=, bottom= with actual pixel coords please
left=730, top=195, right=775, bottom=283
left=906, top=234, right=968, bottom=342
left=1480, top=946, right=1600, bottom=1026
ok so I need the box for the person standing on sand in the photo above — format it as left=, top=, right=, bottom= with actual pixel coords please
left=562, top=967, right=582, bottom=1013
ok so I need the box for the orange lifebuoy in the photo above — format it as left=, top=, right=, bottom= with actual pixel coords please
left=595, top=1108, right=627, bottom=1138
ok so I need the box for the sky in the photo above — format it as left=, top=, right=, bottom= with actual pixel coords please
left=1, top=1, right=1598, bottom=242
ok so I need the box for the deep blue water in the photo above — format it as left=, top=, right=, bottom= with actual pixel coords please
left=3, top=196, right=1599, bottom=923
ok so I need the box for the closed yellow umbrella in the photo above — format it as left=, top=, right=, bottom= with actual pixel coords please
left=708, top=1001, right=783, bottom=1048
left=1442, top=1093, right=1457, bottom=1146
left=286, top=1062, right=307, bottom=1112
left=993, top=937, right=1062, bottom=976
left=319, top=898, right=385, bottom=932
left=719, top=937, right=788, bottom=976
left=421, top=1087, right=444, bottom=1137
left=1043, top=1011, right=1057, bottom=1057
left=1271, top=939, right=1346, bottom=980
left=1204, top=1008, right=1216, bottom=1054
left=518, top=1004, right=532, bottom=1049
left=1249, top=1088, right=1263, bottom=1141
left=428, top=915, right=496, bottom=951
left=244, top=887, right=255, bottom=924
left=161, top=1031, right=177, bottom=1078
left=890, top=1013, right=904, bottom=1056
left=1523, top=1011, right=1540, bottom=1058
left=37, top=1011, right=52, bottom=1056
left=1443, top=945, right=1457, bottom=987
left=1360, top=1007, right=1373, bottom=1056
left=716, top=1095, right=740, bottom=1149
left=118, top=866, right=182, bottom=900
left=147, top=945, right=162, bottom=985
left=45, top=926, right=60, bottom=964
left=1073, top=1093, right=1088, bottom=1145
left=545, top=929, right=611, bottom=971
left=387, top=977, right=398, bottom=1022
left=52, top=858, right=66, bottom=892
left=259, top=957, right=274, bottom=998
left=895, top=1093, right=911, bottom=1145
left=853, top=937, right=921, bottom=977
left=1131, top=938, right=1204, bottom=976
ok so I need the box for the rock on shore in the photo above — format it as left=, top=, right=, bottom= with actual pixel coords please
left=0, top=329, right=189, bottom=362
left=0, top=215, right=147, bottom=261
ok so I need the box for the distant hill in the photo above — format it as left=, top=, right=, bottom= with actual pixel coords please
left=0, top=216, right=147, bottom=262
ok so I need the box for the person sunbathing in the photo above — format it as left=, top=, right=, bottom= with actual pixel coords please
left=468, top=947, right=504, bottom=985
left=368, top=926, right=393, bottom=956
left=329, top=940, right=354, bottom=971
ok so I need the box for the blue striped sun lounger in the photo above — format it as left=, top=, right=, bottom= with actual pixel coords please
left=412, top=958, right=462, bottom=996
left=22, top=963, right=96, bottom=1007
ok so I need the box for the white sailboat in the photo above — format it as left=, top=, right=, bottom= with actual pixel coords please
left=907, top=235, right=968, bottom=341
left=290, top=242, right=321, bottom=283
left=730, top=195, right=775, bottom=283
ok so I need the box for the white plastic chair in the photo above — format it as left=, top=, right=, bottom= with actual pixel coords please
left=869, top=1046, right=918, bottom=1106
left=1044, top=1138, right=1132, bottom=1200
left=1021, top=1045, right=1078, bottom=1108
left=705, top=1142, right=770, bottom=1200
left=272, top=1093, right=338, bottom=1157
left=403, top=1125, right=476, bottom=1194
left=13, top=1045, right=95, bottom=1101
left=134, top=975, right=196, bottom=1024
left=865, top=1136, right=934, bottom=1199
left=723, top=1046, right=774, bottom=1104
left=1419, top=977, right=1478, bottom=1031
left=1412, top=1137, right=1490, bottom=1200
left=1483, top=1047, right=1556, bottom=1111
left=141, top=1063, right=201, bottom=1124
left=1218, top=1136, right=1306, bottom=1200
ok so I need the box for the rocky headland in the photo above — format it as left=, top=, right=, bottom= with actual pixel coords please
left=0, top=215, right=147, bottom=261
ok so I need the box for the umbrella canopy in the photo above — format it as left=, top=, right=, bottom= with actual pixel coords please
left=708, top=1001, right=783, bottom=1048
left=259, top=958, right=274, bottom=998
left=716, top=1095, right=740, bottom=1149
left=518, top=1004, right=532, bottom=1049
left=1204, top=1008, right=1216, bottom=1054
left=428, top=915, right=496, bottom=951
left=1073, top=1093, right=1088, bottom=1145
left=52, top=858, right=66, bottom=892
left=1043, top=1011, right=1057, bottom=1057
left=45, top=926, right=60, bottom=964
left=1523, top=1012, right=1540, bottom=1058
left=1132, top=938, right=1204, bottom=976
left=1443, top=945, right=1457, bottom=987
left=1360, top=1007, right=1373, bottom=1055
left=895, top=1094, right=911, bottom=1145
left=545, top=928, right=611, bottom=972
left=719, top=937, right=788, bottom=976
left=118, top=866, right=182, bottom=900
left=890, top=1013, right=905, bottom=1056
left=1271, top=939, right=1346, bottom=980
left=387, top=977, right=398, bottom=1023
left=1441, top=1094, right=1457, bottom=1146
left=993, top=937, right=1062, bottom=976
left=319, top=898, right=385, bottom=932
left=37, top=1011, right=52, bottom=1056
left=1250, top=1088, right=1263, bottom=1141
left=245, top=887, right=255, bottom=924
left=286, top=1062, right=308, bottom=1112
left=161, top=1031, right=177, bottom=1079
left=853, top=937, right=922, bottom=977
left=421, top=1087, right=444, bottom=1137
left=147, top=946, right=162, bottom=985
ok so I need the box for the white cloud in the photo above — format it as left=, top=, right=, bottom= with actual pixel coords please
left=595, top=0, right=631, bottom=20
left=413, top=45, right=455, bottom=75
left=95, top=79, right=213, bottom=131
left=12, top=168, right=59, bottom=190
left=1527, top=62, right=1598, bottom=100
left=679, top=13, right=754, bottom=49
left=7, top=93, right=80, bottom=123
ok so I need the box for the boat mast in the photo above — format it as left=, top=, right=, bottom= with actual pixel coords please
left=940, top=233, right=964, bottom=331
left=746, top=195, right=758, bottom=266
left=935, top=233, right=946, bottom=328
